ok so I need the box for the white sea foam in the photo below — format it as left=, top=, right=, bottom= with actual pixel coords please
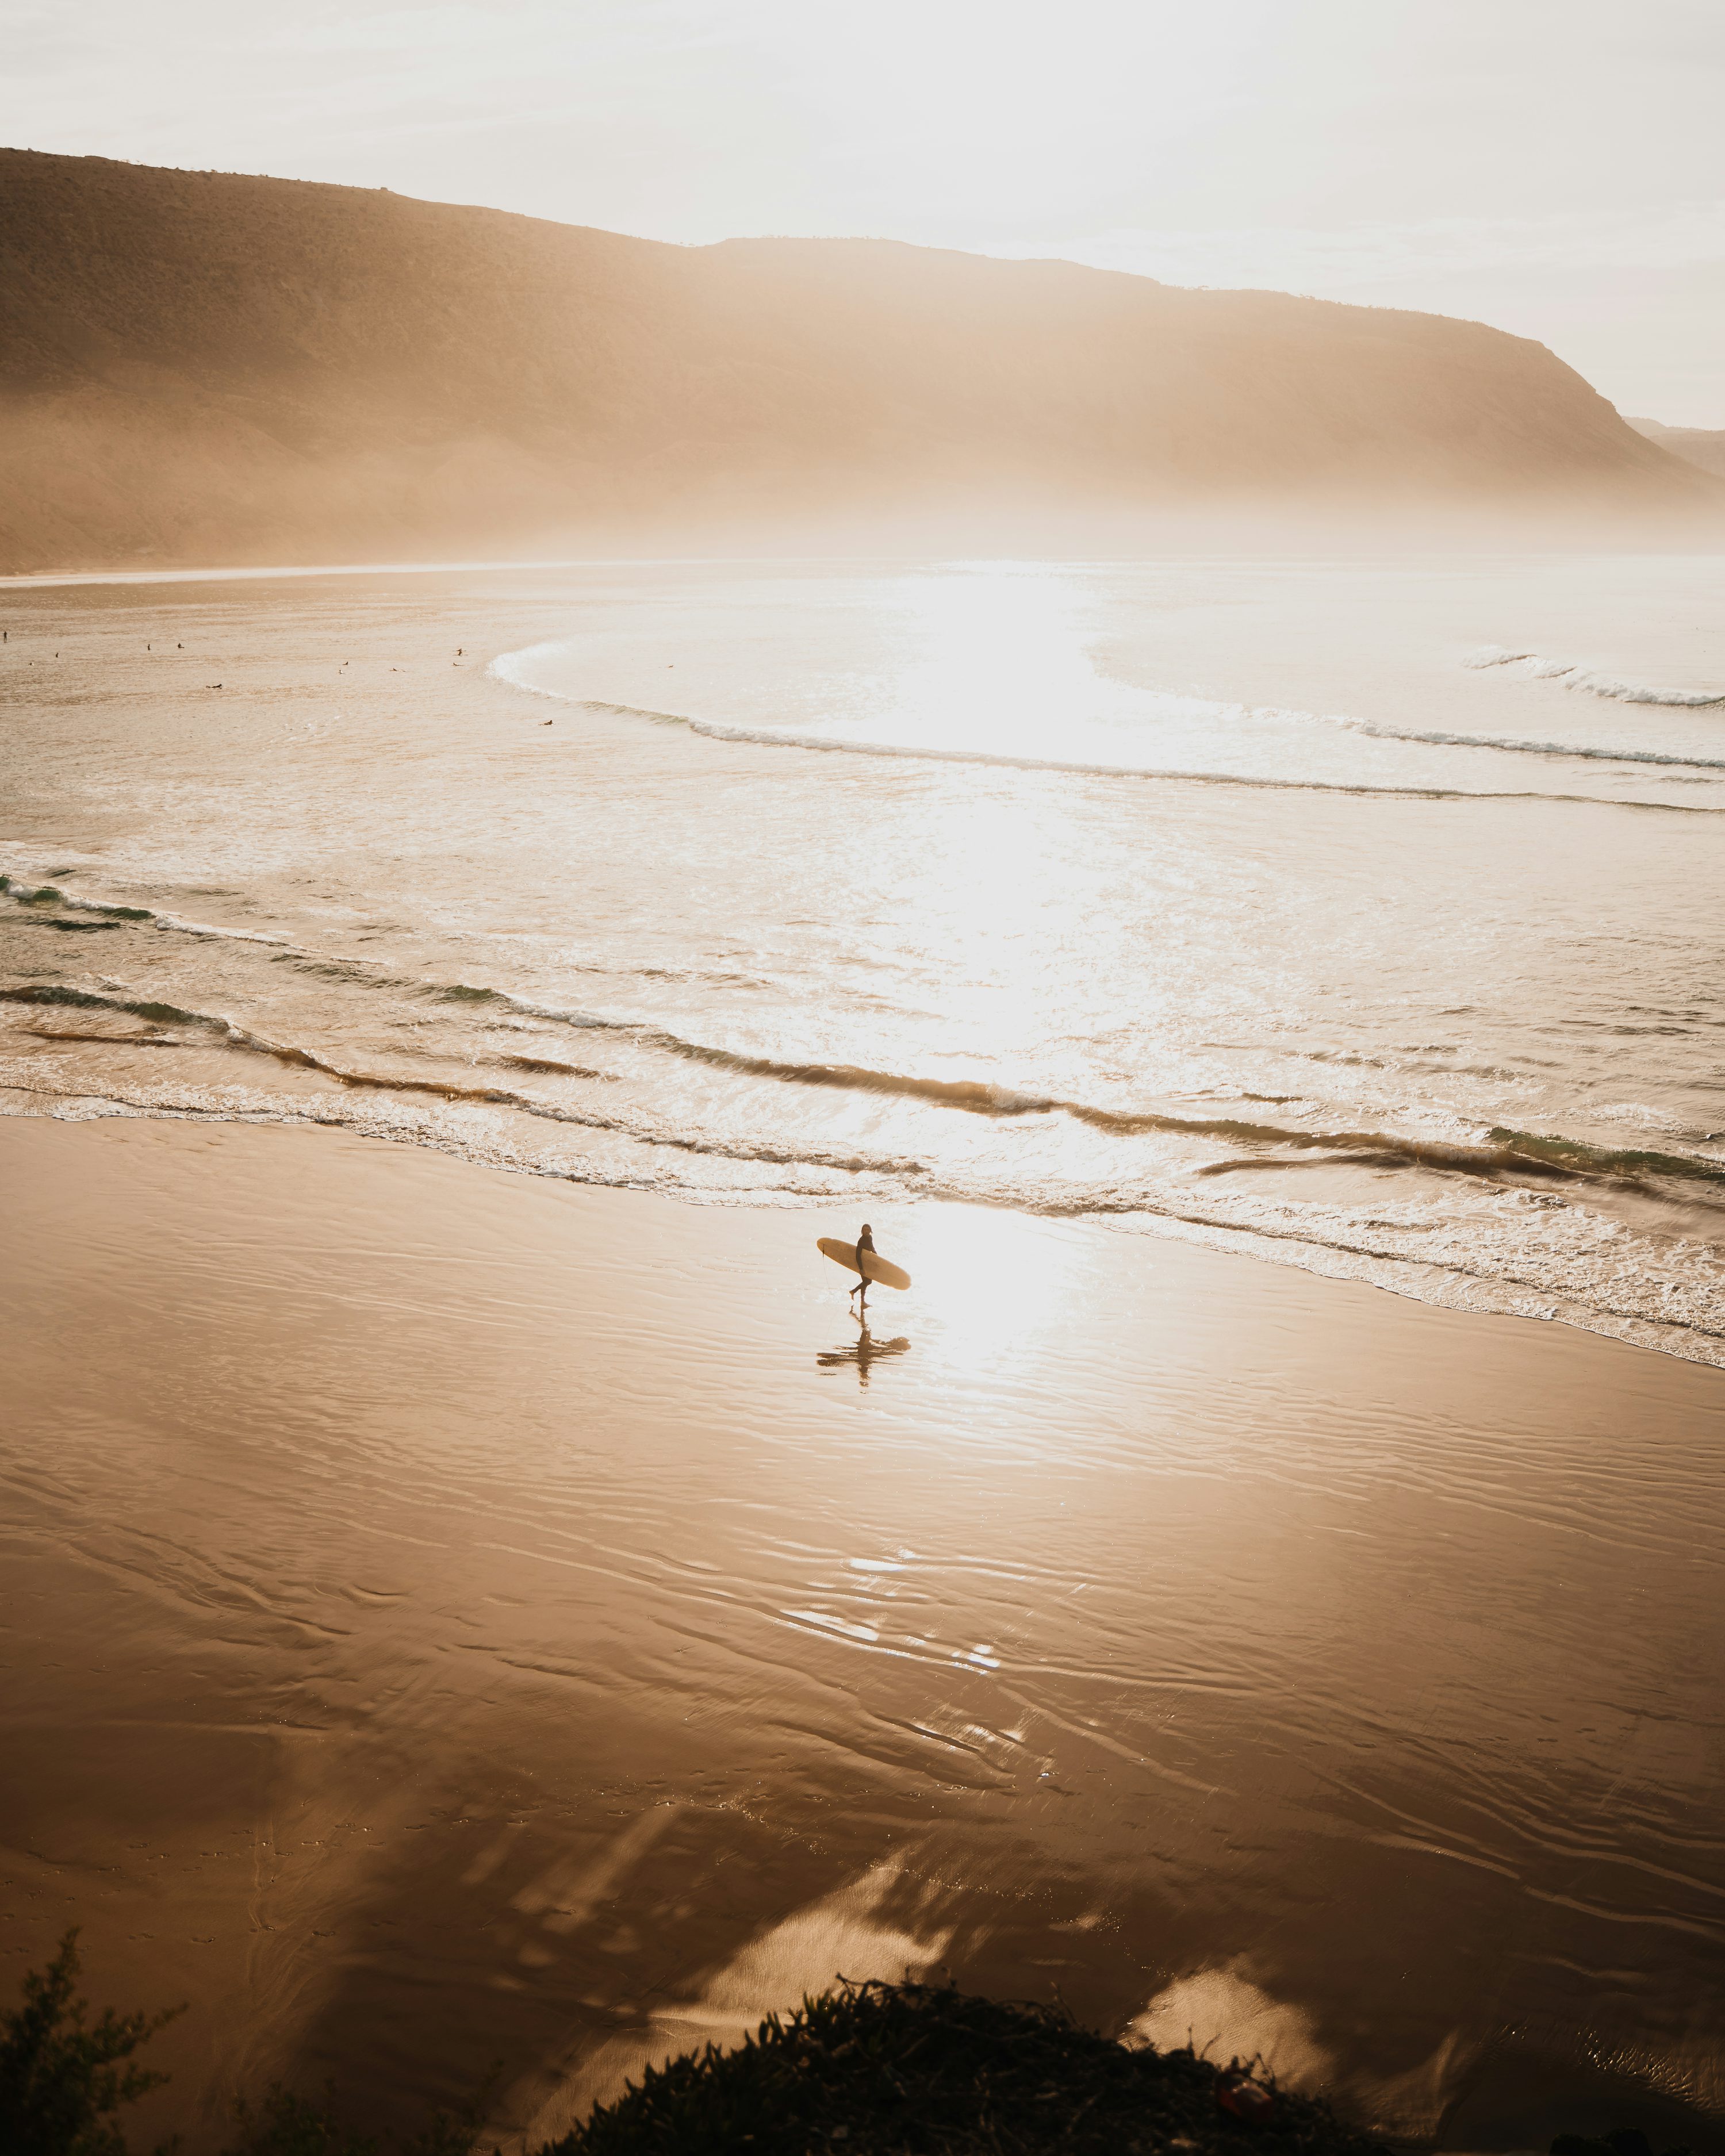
left=1464, top=646, right=1725, bottom=707
left=488, top=651, right=1725, bottom=804
left=151, top=912, right=290, bottom=945
left=601, top=699, right=1603, bottom=803
left=0, top=872, right=290, bottom=945
left=1328, top=715, right=1725, bottom=772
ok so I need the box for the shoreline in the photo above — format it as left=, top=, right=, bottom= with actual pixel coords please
left=6, top=551, right=1725, bottom=1380
left=6, top=1084, right=1721, bottom=1378
left=4, top=1110, right=1722, bottom=2153
left=7, top=525, right=1724, bottom=593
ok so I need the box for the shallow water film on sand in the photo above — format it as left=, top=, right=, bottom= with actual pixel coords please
left=2, top=556, right=1724, bottom=2151
left=5, top=554, right=1725, bottom=1361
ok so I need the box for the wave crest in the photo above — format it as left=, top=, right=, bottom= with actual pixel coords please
left=1465, top=647, right=1725, bottom=708
left=17, top=985, right=1716, bottom=1204
left=0, top=872, right=289, bottom=944
left=488, top=654, right=1725, bottom=809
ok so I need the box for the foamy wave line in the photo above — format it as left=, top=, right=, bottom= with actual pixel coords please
left=0, top=872, right=692, bottom=1034
left=11, top=867, right=1725, bottom=1202
left=11, top=982, right=1723, bottom=1202
left=1331, top=716, right=1725, bottom=772
left=582, top=694, right=1535, bottom=802
left=488, top=650, right=1725, bottom=808
left=1465, top=647, right=1725, bottom=708
left=6, top=1072, right=1725, bottom=1368
left=587, top=697, right=1725, bottom=808
left=0, top=872, right=290, bottom=945
left=634, top=1034, right=1725, bottom=1194
left=279, top=970, right=1725, bottom=1191
left=0, top=1074, right=904, bottom=1209
left=0, top=985, right=928, bottom=1181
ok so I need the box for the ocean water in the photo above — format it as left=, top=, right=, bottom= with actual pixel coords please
left=5, top=551, right=1725, bottom=1363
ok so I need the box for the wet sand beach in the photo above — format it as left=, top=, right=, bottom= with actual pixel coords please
left=3, top=1111, right=1722, bottom=2152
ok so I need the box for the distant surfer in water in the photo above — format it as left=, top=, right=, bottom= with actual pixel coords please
left=850, top=1222, right=876, bottom=1315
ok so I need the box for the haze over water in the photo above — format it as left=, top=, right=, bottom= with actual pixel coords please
left=3, top=553, right=1725, bottom=2150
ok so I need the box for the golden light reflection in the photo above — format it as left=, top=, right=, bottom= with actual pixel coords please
left=855, top=571, right=1151, bottom=1062
left=1127, top=1966, right=1336, bottom=2089
left=877, top=568, right=1124, bottom=749
left=881, top=1202, right=1105, bottom=1411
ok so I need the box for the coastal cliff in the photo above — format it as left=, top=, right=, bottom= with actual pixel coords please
left=1, top=147, right=1718, bottom=570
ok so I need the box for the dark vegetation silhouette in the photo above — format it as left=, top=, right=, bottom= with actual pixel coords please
left=2, top=148, right=1719, bottom=572
left=549, top=1979, right=1387, bottom=2156
left=1, top=1935, right=482, bottom=2155
left=0, top=1931, right=181, bottom=2156
left=2, top=1939, right=1701, bottom=2156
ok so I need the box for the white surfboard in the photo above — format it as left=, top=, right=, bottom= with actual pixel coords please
left=817, top=1237, right=911, bottom=1291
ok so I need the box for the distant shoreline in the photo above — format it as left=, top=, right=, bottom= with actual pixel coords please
left=0, top=555, right=837, bottom=589
left=8, top=527, right=1725, bottom=594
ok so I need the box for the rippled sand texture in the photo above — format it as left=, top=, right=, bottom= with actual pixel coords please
left=3, top=1117, right=1723, bottom=2153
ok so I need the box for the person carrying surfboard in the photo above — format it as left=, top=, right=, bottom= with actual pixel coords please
left=815, top=1226, right=910, bottom=1306
left=851, top=1223, right=876, bottom=1313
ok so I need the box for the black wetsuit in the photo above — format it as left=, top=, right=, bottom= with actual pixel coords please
left=853, top=1226, right=876, bottom=1308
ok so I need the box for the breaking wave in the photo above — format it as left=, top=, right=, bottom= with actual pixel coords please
left=1465, top=647, right=1725, bottom=708
left=0, top=872, right=290, bottom=945
left=9, top=983, right=1722, bottom=1204
left=486, top=659, right=1724, bottom=811
left=0, top=985, right=928, bottom=1181
left=631, top=1035, right=1725, bottom=1196
left=1326, top=715, right=1725, bottom=772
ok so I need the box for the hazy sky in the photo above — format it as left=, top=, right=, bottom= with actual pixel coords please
left=7, top=0, right=1724, bottom=423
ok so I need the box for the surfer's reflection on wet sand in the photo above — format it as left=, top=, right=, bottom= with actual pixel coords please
left=816, top=1324, right=912, bottom=1388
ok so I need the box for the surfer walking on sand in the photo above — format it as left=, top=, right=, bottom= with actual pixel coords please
left=850, top=1222, right=876, bottom=1315
left=815, top=1222, right=908, bottom=1310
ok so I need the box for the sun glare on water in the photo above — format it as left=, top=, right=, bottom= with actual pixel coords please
left=881, top=1203, right=1102, bottom=1410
